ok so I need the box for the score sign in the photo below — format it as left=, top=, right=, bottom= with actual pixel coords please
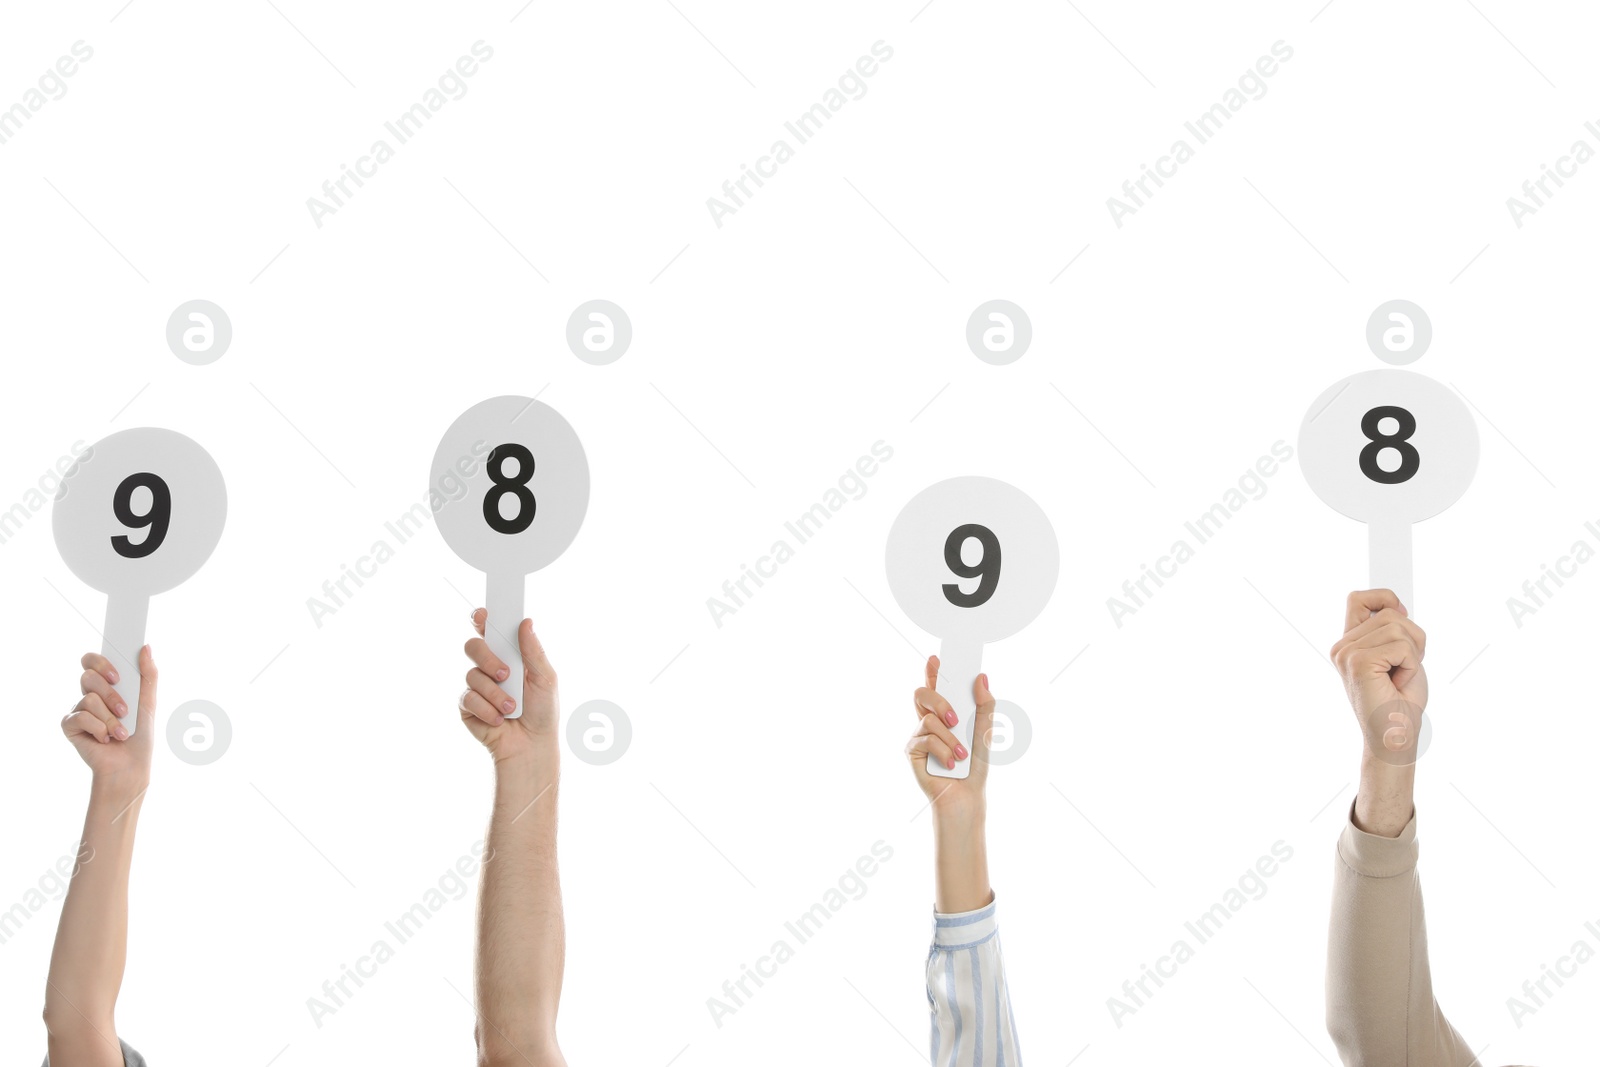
left=432, top=396, right=589, bottom=718
left=53, top=428, right=227, bottom=735
left=886, top=476, right=1058, bottom=780
left=1299, top=369, right=1478, bottom=610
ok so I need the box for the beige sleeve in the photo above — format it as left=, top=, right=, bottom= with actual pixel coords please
left=1325, top=803, right=1480, bottom=1066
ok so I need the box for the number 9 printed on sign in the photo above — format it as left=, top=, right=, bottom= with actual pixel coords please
left=52, top=428, right=228, bottom=735
left=887, top=476, right=1058, bottom=779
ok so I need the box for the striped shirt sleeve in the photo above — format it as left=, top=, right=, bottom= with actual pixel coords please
left=926, top=895, right=1022, bottom=1066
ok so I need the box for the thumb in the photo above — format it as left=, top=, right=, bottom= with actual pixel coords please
left=136, top=645, right=158, bottom=734
left=516, top=620, right=555, bottom=685
left=971, top=673, right=996, bottom=756
left=973, top=672, right=994, bottom=713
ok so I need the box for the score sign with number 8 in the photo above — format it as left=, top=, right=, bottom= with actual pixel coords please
left=1299, top=369, right=1478, bottom=610
left=886, top=477, right=1059, bottom=780
left=432, top=396, right=590, bottom=719
left=52, top=428, right=228, bottom=736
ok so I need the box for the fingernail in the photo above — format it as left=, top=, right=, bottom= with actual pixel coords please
left=496, top=668, right=509, bottom=681
left=980, top=673, right=989, bottom=689
left=944, top=712, right=957, bottom=727
left=113, top=725, right=128, bottom=740
left=115, top=703, right=127, bottom=717
left=955, top=743, right=968, bottom=759
left=107, top=670, right=120, bottom=684
left=1399, top=602, right=1409, bottom=615
left=946, top=757, right=955, bottom=769
left=502, top=699, right=515, bottom=714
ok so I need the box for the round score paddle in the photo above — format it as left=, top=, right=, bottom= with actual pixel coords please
left=432, top=396, right=589, bottom=718
left=886, top=476, right=1059, bottom=780
left=52, top=428, right=227, bottom=736
left=1299, top=369, right=1479, bottom=611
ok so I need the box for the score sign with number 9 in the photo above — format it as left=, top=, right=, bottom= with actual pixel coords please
left=53, top=428, right=228, bottom=735
left=887, top=477, right=1059, bottom=780
left=432, top=396, right=589, bottom=719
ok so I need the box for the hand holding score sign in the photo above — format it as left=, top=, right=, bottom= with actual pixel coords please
left=432, top=396, right=589, bottom=719
left=52, top=429, right=226, bottom=737
left=887, top=477, right=1058, bottom=781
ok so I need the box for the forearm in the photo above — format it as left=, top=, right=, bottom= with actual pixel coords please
left=44, top=776, right=144, bottom=1058
left=932, top=805, right=990, bottom=914
left=1353, top=756, right=1415, bottom=839
left=1326, top=805, right=1475, bottom=1065
left=926, top=876, right=1020, bottom=1064
left=475, top=749, right=565, bottom=1067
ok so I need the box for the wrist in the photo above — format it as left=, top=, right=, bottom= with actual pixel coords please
left=89, top=770, right=149, bottom=810
left=494, top=749, right=560, bottom=798
left=1354, top=755, right=1415, bottom=837
left=934, top=793, right=979, bottom=831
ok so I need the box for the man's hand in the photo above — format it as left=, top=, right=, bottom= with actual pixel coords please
left=466, top=611, right=567, bottom=1066
left=1331, top=589, right=1428, bottom=758
left=460, top=610, right=560, bottom=766
left=62, top=646, right=156, bottom=800
left=1331, top=589, right=1426, bottom=837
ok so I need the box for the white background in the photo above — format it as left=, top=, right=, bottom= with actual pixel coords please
left=2, top=1, right=1597, bottom=1064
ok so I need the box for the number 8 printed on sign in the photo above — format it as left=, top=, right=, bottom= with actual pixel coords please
left=432, top=396, right=590, bottom=719
left=1299, top=369, right=1479, bottom=610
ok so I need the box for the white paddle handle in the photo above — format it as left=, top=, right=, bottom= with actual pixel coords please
left=928, top=638, right=983, bottom=780
left=102, top=594, right=148, bottom=736
left=1368, top=519, right=1413, bottom=612
left=485, top=573, right=525, bottom=719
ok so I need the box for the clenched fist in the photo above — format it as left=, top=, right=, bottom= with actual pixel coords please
left=1331, top=588, right=1427, bottom=764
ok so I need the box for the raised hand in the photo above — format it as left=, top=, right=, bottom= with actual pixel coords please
left=460, top=609, right=560, bottom=767
left=1331, top=589, right=1427, bottom=762
left=1331, top=589, right=1427, bottom=837
left=905, top=655, right=995, bottom=817
left=61, top=646, right=156, bottom=799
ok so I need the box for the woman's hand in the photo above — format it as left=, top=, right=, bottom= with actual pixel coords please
left=905, top=655, right=994, bottom=819
left=906, top=655, right=995, bottom=913
left=61, top=646, right=156, bottom=800
left=459, top=609, right=560, bottom=767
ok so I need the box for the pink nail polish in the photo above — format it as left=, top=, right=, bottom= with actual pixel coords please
left=955, top=743, right=967, bottom=759
left=946, top=757, right=955, bottom=769
left=944, top=712, right=957, bottom=727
